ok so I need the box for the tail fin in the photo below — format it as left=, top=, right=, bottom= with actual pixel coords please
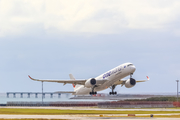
left=69, top=74, right=81, bottom=90
left=69, top=74, right=76, bottom=88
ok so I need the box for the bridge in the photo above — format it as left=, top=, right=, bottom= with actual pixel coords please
left=6, top=92, right=62, bottom=98
left=7, top=81, right=73, bottom=99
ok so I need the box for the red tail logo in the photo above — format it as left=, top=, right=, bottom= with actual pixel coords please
left=72, top=84, right=75, bottom=88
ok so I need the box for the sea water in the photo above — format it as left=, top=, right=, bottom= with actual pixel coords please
left=0, top=93, right=103, bottom=104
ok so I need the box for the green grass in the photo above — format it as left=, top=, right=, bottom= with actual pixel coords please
left=0, top=108, right=180, bottom=115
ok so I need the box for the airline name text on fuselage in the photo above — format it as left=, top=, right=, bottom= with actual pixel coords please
left=103, top=65, right=126, bottom=79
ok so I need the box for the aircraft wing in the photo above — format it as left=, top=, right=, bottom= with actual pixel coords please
left=28, top=75, right=86, bottom=85
left=28, top=75, right=108, bottom=85
left=136, top=76, right=150, bottom=82
left=115, top=76, right=150, bottom=85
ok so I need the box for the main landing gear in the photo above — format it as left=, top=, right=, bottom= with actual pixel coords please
left=89, top=86, right=97, bottom=95
left=90, top=91, right=97, bottom=95
left=109, top=85, right=117, bottom=95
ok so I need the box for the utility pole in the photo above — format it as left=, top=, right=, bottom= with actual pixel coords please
left=42, top=81, right=44, bottom=105
left=176, top=80, right=179, bottom=102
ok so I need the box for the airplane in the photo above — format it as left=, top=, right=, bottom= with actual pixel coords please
left=28, top=62, right=149, bottom=95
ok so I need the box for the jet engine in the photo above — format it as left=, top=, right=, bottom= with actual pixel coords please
left=125, top=78, right=136, bottom=88
left=84, top=78, right=96, bottom=88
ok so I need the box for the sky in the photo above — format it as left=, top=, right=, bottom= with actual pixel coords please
left=0, top=0, right=180, bottom=94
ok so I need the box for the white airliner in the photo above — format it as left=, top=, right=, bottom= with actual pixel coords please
left=29, top=62, right=149, bottom=95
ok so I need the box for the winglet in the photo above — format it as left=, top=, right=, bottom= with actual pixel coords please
left=146, top=76, right=150, bottom=80
left=28, top=75, right=36, bottom=81
left=28, top=75, right=33, bottom=80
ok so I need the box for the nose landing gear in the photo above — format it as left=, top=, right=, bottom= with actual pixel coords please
left=130, top=73, right=133, bottom=78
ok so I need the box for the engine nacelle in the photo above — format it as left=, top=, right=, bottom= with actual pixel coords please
left=84, top=78, right=96, bottom=88
left=125, top=78, right=136, bottom=88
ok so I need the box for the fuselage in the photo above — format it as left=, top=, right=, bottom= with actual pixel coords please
left=74, top=62, right=136, bottom=95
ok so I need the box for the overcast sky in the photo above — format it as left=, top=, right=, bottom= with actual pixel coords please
left=0, top=0, right=180, bottom=94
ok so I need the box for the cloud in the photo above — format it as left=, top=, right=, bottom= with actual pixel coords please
left=0, top=0, right=180, bottom=93
left=0, top=0, right=180, bottom=37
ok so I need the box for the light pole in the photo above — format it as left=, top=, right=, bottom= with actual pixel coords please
left=42, top=81, right=44, bottom=105
left=176, top=80, right=179, bottom=102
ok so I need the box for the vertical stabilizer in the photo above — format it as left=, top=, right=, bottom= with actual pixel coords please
left=69, top=74, right=81, bottom=90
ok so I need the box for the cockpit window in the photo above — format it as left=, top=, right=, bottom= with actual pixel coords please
left=127, top=64, right=133, bottom=67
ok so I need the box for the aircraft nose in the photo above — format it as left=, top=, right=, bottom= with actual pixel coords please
left=131, top=66, right=136, bottom=72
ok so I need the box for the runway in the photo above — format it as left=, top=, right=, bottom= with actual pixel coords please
left=0, top=115, right=179, bottom=120
left=0, top=107, right=180, bottom=119
left=1, top=106, right=180, bottom=111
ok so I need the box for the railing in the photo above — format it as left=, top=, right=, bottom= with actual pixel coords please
left=6, top=92, right=62, bottom=98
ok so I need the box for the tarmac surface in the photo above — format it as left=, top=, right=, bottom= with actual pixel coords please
left=1, top=107, right=180, bottom=119
left=0, top=115, right=179, bottom=120
left=1, top=106, right=180, bottom=111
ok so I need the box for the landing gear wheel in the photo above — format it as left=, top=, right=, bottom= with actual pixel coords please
left=109, top=91, right=117, bottom=95
left=109, top=85, right=117, bottom=95
left=89, top=92, right=97, bottom=95
left=89, top=86, right=97, bottom=95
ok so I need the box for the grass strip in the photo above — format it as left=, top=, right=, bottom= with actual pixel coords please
left=0, top=108, right=180, bottom=115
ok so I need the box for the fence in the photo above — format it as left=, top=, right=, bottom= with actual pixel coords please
left=173, top=102, right=180, bottom=107
left=6, top=101, right=180, bottom=108
left=7, top=101, right=98, bottom=107
left=98, top=101, right=174, bottom=108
